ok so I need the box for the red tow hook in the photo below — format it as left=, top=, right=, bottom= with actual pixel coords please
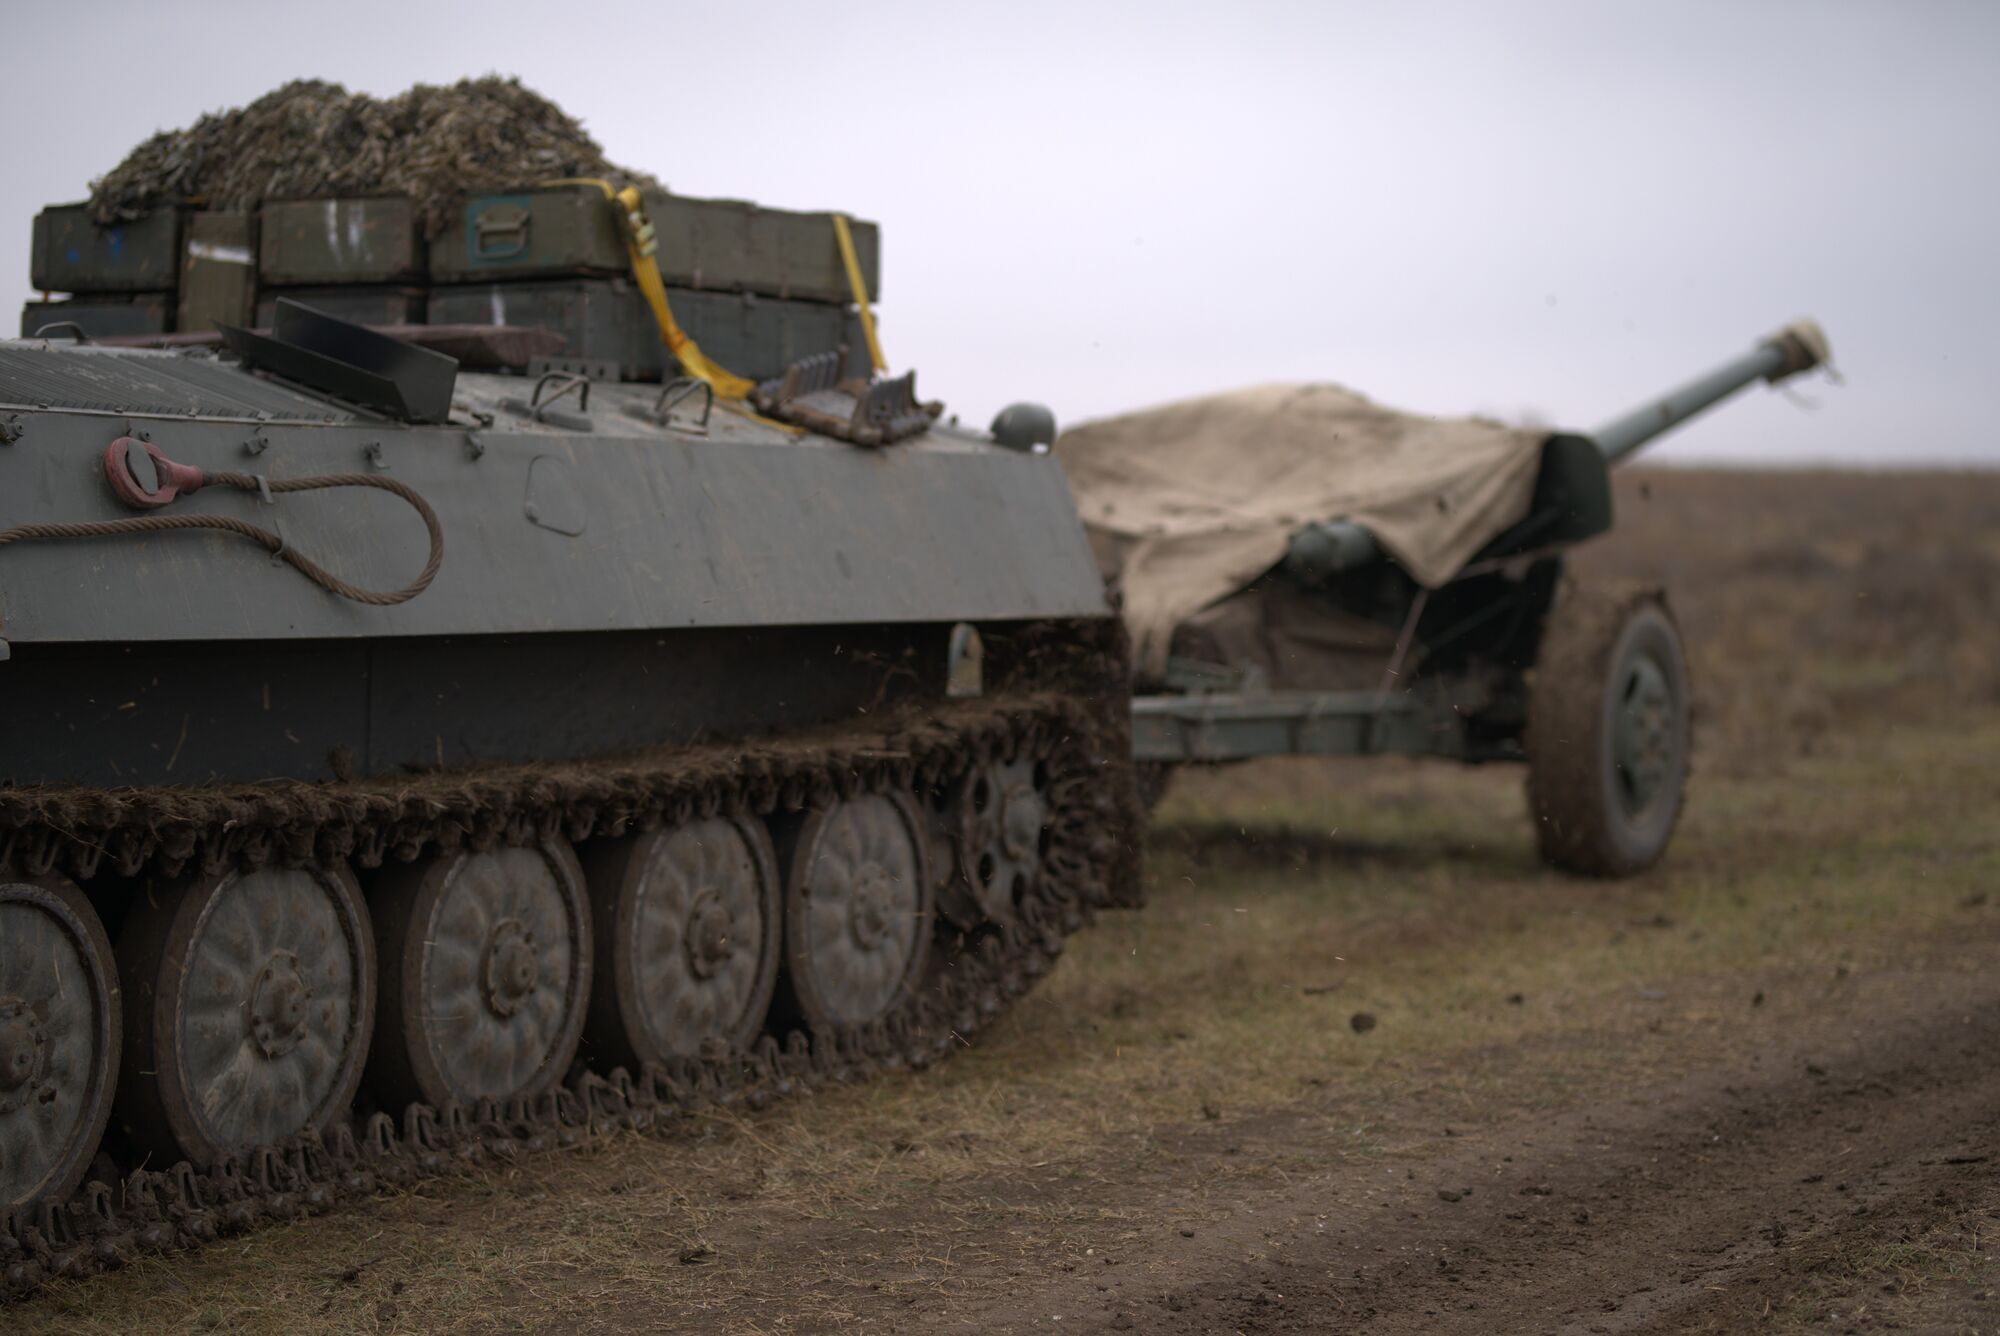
left=104, top=436, right=208, bottom=510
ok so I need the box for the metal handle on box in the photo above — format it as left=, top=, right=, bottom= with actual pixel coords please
left=472, top=204, right=532, bottom=261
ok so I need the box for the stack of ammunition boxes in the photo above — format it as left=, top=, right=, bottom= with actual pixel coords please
left=256, top=197, right=426, bottom=327
left=424, top=185, right=879, bottom=382
left=22, top=188, right=880, bottom=387
left=26, top=204, right=259, bottom=338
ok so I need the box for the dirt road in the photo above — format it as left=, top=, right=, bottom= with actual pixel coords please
left=957, top=953, right=2000, bottom=1334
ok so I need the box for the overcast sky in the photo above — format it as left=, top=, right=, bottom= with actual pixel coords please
left=5, top=0, right=1994, bottom=464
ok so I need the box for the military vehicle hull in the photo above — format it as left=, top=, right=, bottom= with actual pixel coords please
left=0, top=334, right=1139, bottom=1294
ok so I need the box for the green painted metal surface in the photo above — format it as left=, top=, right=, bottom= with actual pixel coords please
left=426, top=279, right=867, bottom=383
left=254, top=285, right=427, bottom=327
left=1130, top=689, right=1465, bottom=762
left=19, top=294, right=173, bottom=339
left=0, top=345, right=1108, bottom=644
left=428, top=185, right=880, bottom=303
left=30, top=204, right=183, bottom=294
left=176, top=213, right=256, bottom=334
left=258, top=198, right=425, bottom=286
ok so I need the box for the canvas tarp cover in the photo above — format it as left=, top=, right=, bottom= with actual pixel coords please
left=1056, top=383, right=1550, bottom=674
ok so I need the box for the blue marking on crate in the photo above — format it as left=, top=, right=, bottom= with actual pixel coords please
left=462, top=195, right=535, bottom=269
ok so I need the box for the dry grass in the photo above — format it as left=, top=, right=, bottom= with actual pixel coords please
left=1751, top=1177, right=2000, bottom=1333
left=1577, top=467, right=2000, bottom=775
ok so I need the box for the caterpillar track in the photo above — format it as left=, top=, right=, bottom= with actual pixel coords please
left=0, top=688, right=1129, bottom=1301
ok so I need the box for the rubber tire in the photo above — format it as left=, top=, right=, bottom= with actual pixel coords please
left=1526, top=582, right=1691, bottom=878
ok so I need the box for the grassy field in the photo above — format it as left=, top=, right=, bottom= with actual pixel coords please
left=15, top=467, right=2000, bottom=1333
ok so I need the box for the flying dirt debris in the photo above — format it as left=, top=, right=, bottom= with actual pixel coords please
left=0, top=81, right=1142, bottom=1297
left=1061, top=321, right=1835, bottom=874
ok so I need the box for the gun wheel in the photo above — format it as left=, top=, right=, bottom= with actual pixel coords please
left=367, top=841, right=592, bottom=1109
left=779, top=792, right=932, bottom=1033
left=1526, top=581, right=1691, bottom=877
left=116, top=864, right=373, bottom=1166
left=0, top=875, right=119, bottom=1210
left=582, top=816, right=783, bottom=1067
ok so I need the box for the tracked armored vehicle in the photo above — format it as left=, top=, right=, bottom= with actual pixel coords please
left=0, top=186, right=1138, bottom=1294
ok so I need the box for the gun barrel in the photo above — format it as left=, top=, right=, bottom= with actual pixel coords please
left=1281, top=319, right=1831, bottom=581
left=1590, top=319, right=1829, bottom=464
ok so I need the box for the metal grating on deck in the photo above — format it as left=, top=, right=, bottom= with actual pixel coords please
left=0, top=344, right=354, bottom=422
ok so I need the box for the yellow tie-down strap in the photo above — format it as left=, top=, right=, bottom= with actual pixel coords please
left=831, top=212, right=886, bottom=374
left=544, top=178, right=755, bottom=400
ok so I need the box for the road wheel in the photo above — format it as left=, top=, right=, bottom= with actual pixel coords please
left=581, top=817, right=782, bottom=1069
left=1527, top=581, right=1691, bottom=877
left=778, top=792, right=933, bottom=1033
left=117, top=864, right=373, bottom=1166
left=367, top=841, right=591, bottom=1110
left=0, top=875, right=119, bottom=1209
left=941, top=756, right=1050, bottom=926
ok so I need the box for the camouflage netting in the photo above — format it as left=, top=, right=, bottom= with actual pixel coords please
left=87, top=76, right=658, bottom=235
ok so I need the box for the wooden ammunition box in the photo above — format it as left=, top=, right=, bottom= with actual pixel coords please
left=254, top=286, right=428, bottom=328
left=31, top=204, right=183, bottom=294
left=259, top=197, right=425, bottom=285
left=428, top=186, right=880, bottom=304
left=20, top=293, right=174, bottom=339
left=426, top=278, right=867, bottom=383
left=177, top=213, right=257, bottom=334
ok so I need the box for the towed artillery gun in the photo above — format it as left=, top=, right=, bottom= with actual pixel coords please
left=1063, top=322, right=1833, bottom=875
left=0, top=179, right=1138, bottom=1292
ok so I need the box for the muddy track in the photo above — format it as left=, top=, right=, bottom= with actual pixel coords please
left=0, top=690, right=1132, bottom=1302
left=956, top=956, right=2000, bottom=1334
